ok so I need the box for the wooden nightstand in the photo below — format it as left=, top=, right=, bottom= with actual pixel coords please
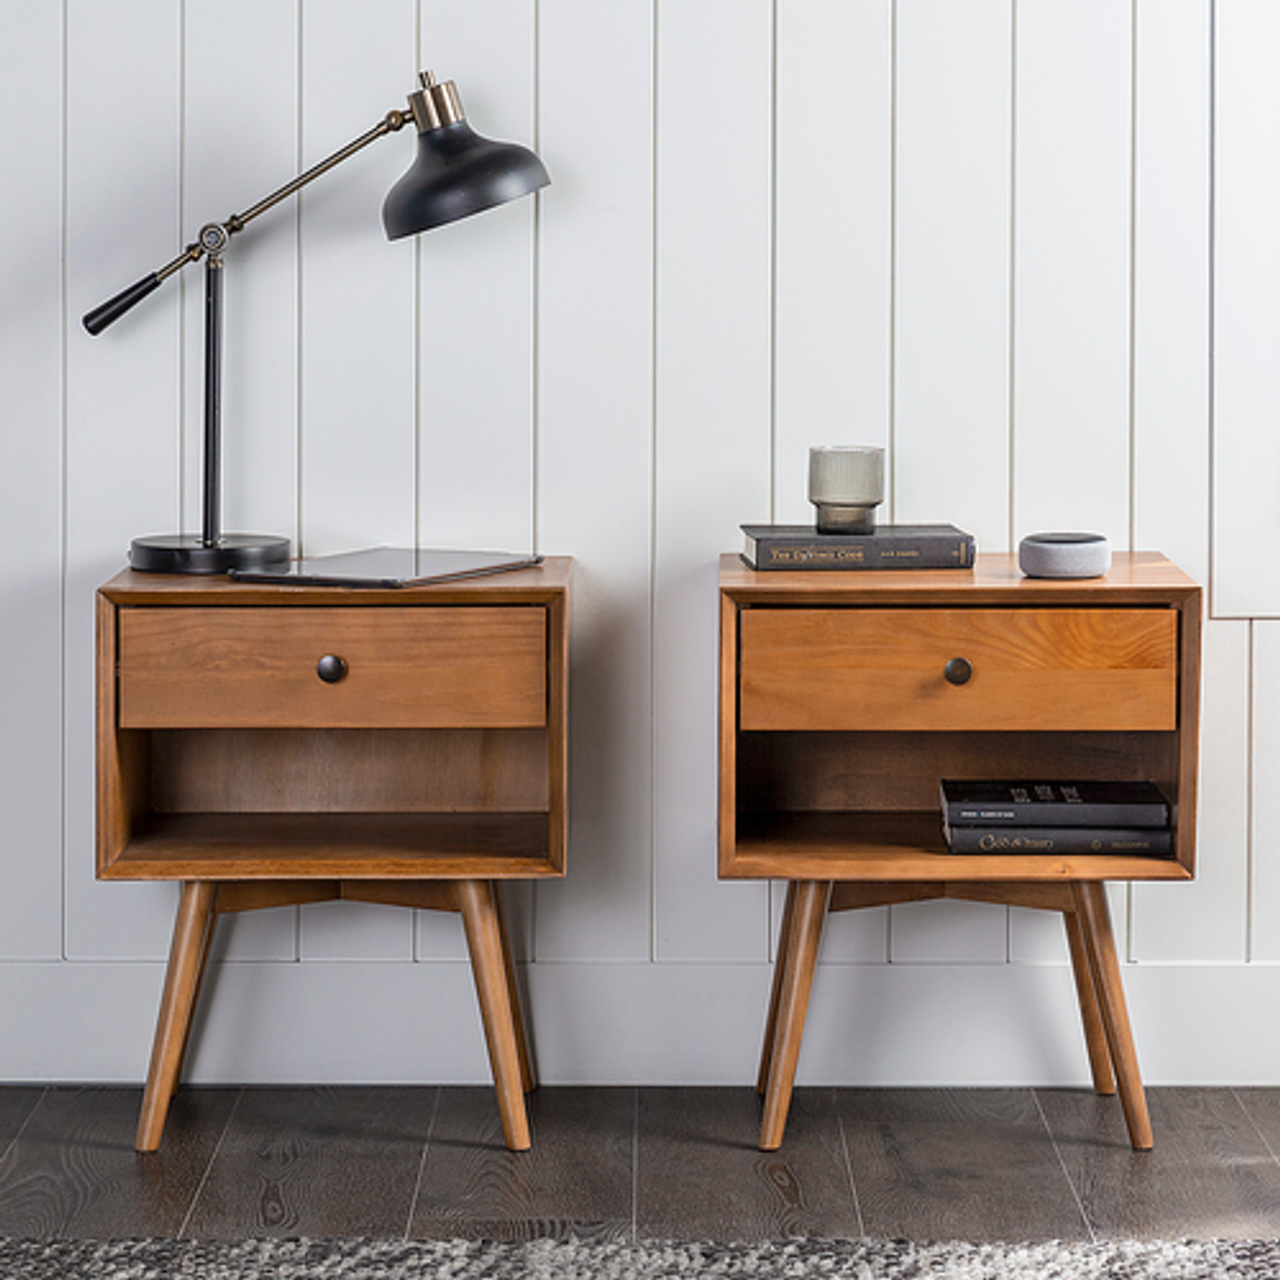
left=719, top=552, right=1201, bottom=1151
left=97, top=559, right=569, bottom=1152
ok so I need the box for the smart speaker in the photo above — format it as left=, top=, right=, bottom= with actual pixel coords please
left=1018, top=532, right=1111, bottom=579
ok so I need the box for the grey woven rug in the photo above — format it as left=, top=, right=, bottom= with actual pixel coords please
left=0, top=1237, right=1278, bottom=1279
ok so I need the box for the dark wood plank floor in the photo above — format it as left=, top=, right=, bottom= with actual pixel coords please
left=2, top=1086, right=1280, bottom=1242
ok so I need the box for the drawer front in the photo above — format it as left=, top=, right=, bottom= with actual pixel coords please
left=739, top=607, right=1178, bottom=732
left=119, top=606, right=546, bottom=729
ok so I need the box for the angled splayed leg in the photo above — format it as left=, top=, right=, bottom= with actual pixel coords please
left=136, top=881, right=217, bottom=1151
left=759, top=880, right=832, bottom=1151
left=1072, top=882, right=1152, bottom=1150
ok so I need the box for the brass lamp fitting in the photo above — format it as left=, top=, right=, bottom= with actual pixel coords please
left=407, top=71, right=465, bottom=132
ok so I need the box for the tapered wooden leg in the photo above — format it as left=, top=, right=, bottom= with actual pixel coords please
left=458, top=879, right=532, bottom=1151
left=758, top=882, right=798, bottom=1096
left=136, top=881, right=217, bottom=1152
left=1063, top=908, right=1116, bottom=1096
left=760, top=880, right=832, bottom=1151
left=493, top=883, right=535, bottom=1094
left=172, top=892, right=219, bottom=1109
left=1072, top=882, right=1153, bottom=1150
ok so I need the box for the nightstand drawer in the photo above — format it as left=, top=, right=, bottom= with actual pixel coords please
left=118, top=606, right=546, bottom=729
left=739, top=606, right=1177, bottom=732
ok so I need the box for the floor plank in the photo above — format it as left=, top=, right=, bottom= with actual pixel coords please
left=835, top=1088, right=1090, bottom=1243
left=1038, top=1086, right=1280, bottom=1240
left=635, top=1087, right=859, bottom=1241
left=0, top=1087, right=45, bottom=1160
left=181, top=1086, right=437, bottom=1239
left=0, top=1086, right=237, bottom=1238
left=2, top=1085, right=1279, bottom=1243
left=1232, top=1088, right=1280, bottom=1162
left=409, top=1086, right=633, bottom=1241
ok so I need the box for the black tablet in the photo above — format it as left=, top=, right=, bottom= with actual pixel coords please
left=228, top=546, right=542, bottom=588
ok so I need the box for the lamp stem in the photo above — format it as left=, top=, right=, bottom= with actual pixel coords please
left=201, top=253, right=224, bottom=547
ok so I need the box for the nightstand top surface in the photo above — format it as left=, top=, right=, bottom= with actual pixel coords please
left=720, top=551, right=1198, bottom=603
left=101, top=555, right=571, bottom=605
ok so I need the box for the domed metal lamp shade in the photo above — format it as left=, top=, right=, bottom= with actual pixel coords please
left=83, top=70, right=548, bottom=575
left=384, top=73, right=549, bottom=239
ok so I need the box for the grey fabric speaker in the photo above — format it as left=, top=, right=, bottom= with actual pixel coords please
left=1018, top=532, right=1111, bottom=579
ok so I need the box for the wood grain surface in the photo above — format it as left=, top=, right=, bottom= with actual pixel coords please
left=409, top=1087, right=633, bottom=1241
left=180, top=1087, right=438, bottom=1239
left=728, top=810, right=1190, bottom=883
left=740, top=606, right=1177, bottom=732
left=835, top=1088, right=1090, bottom=1242
left=1037, top=1087, right=1280, bottom=1239
left=1, top=1086, right=1279, bottom=1241
left=0, top=1087, right=237, bottom=1238
left=0, top=1088, right=43, bottom=1160
left=720, top=552, right=1200, bottom=602
left=103, top=812, right=556, bottom=881
left=149, top=728, right=549, bottom=814
left=635, top=1087, right=859, bottom=1240
left=119, top=607, right=547, bottom=730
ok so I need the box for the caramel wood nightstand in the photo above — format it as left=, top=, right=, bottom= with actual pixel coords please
left=719, top=552, right=1201, bottom=1151
left=97, top=559, right=569, bottom=1152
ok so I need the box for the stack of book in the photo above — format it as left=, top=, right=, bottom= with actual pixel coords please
left=740, top=523, right=975, bottom=571
left=939, top=780, right=1173, bottom=856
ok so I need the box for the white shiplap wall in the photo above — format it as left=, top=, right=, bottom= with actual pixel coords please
left=3, top=0, right=1279, bottom=1087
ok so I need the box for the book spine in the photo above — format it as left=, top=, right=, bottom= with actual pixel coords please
left=745, top=534, right=974, bottom=571
left=944, top=802, right=1169, bottom=828
left=945, top=826, right=1172, bottom=855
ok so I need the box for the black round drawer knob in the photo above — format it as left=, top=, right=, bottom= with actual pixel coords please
left=316, top=654, right=348, bottom=684
left=943, top=657, right=973, bottom=686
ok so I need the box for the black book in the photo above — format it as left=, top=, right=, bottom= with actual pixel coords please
left=940, top=780, right=1171, bottom=829
left=943, top=822, right=1172, bottom=857
left=740, top=523, right=975, bottom=571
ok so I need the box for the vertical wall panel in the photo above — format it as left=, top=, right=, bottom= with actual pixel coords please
left=887, top=0, right=1013, bottom=966
left=64, top=0, right=185, bottom=959
left=297, top=0, right=418, bottom=961
left=416, top=1, right=538, bottom=556
left=1252, top=623, right=1280, bottom=960
left=1130, top=0, right=1210, bottom=587
left=1011, top=0, right=1132, bottom=546
left=653, top=0, right=773, bottom=960
left=0, top=4, right=64, bottom=958
left=297, top=0, right=417, bottom=559
left=1213, top=1, right=1280, bottom=618
left=180, top=0, right=300, bottom=963
left=535, top=0, right=655, bottom=960
left=773, top=0, right=892, bottom=526
left=894, top=0, right=1011, bottom=550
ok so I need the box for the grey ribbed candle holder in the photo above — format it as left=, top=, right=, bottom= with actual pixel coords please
left=808, top=445, right=885, bottom=534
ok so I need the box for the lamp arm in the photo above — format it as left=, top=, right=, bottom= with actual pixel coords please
left=83, top=108, right=410, bottom=335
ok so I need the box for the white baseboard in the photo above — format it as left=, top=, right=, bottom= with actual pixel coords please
left=0, top=958, right=1275, bottom=1085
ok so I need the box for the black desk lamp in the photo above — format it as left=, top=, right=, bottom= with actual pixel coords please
left=83, top=71, right=549, bottom=575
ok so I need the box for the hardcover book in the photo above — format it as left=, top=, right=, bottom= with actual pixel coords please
left=943, top=822, right=1172, bottom=856
left=939, top=779, right=1171, bottom=829
left=740, top=523, right=975, bottom=571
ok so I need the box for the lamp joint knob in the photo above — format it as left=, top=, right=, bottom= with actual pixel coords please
left=198, top=223, right=229, bottom=257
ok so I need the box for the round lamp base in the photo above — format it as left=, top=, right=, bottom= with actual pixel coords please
left=130, top=533, right=292, bottom=575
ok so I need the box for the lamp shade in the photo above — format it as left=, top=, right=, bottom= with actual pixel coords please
left=382, top=120, right=549, bottom=240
